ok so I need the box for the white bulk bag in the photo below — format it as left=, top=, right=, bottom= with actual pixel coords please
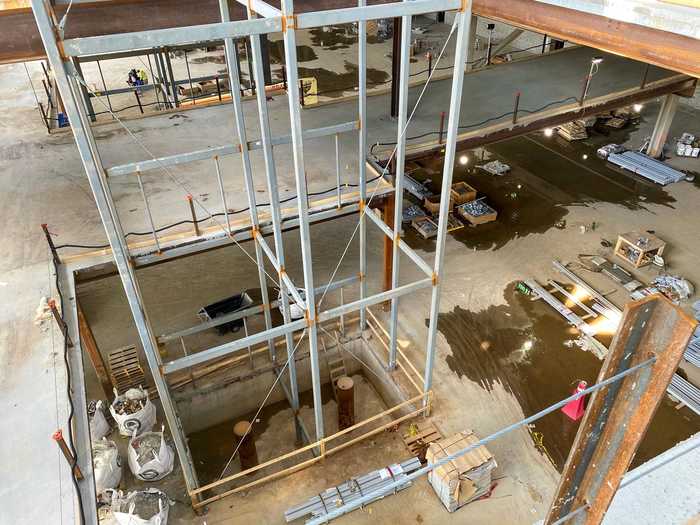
left=109, top=489, right=171, bottom=525
left=110, top=387, right=156, bottom=437
left=90, top=400, right=110, bottom=441
left=93, top=439, right=122, bottom=497
left=128, top=427, right=174, bottom=481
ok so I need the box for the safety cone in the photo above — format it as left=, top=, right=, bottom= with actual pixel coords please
left=562, top=381, right=587, bottom=421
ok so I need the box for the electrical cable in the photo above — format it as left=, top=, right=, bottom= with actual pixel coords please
left=48, top=248, right=86, bottom=525
left=53, top=175, right=383, bottom=250
left=72, top=73, right=281, bottom=287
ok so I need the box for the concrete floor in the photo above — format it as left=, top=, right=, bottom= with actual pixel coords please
left=1, top=32, right=699, bottom=525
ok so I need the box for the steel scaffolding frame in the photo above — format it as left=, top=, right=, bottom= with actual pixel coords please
left=30, top=0, right=473, bottom=510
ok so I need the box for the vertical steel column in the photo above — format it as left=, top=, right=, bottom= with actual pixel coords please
left=647, top=94, right=678, bottom=158
left=72, top=57, right=95, bottom=121
left=280, top=0, right=325, bottom=441
left=466, top=14, right=478, bottom=70
left=387, top=9, right=413, bottom=370
left=390, top=17, right=401, bottom=118
left=164, top=48, right=179, bottom=107
left=29, top=0, right=201, bottom=498
left=218, top=0, right=277, bottom=366
left=544, top=295, right=696, bottom=524
left=423, top=2, right=473, bottom=409
left=357, top=0, right=368, bottom=330
left=245, top=7, right=303, bottom=442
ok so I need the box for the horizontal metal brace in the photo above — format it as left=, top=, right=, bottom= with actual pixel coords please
left=162, top=277, right=431, bottom=374
left=234, top=0, right=281, bottom=18
left=62, top=17, right=282, bottom=57
left=365, top=207, right=433, bottom=277
left=159, top=275, right=358, bottom=343
left=106, top=121, right=359, bottom=177
left=254, top=234, right=307, bottom=310
left=296, top=0, right=460, bottom=28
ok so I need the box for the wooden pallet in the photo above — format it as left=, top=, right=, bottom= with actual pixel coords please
left=107, top=345, right=147, bottom=394
left=402, top=421, right=443, bottom=462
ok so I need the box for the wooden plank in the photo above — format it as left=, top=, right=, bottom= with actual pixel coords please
left=77, top=301, right=112, bottom=398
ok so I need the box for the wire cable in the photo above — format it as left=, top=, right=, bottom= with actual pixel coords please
left=72, top=73, right=281, bottom=288
left=217, top=328, right=308, bottom=480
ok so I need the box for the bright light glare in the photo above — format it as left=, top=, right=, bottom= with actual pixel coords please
left=459, top=155, right=469, bottom=165
left=564, top=285, right=591, bottom=308
left=544, top=128, right=554, bottom=137
left=522, top=340, right=533, bottom=351
left=587, top=308, right=622, bottom=336
left=582, top=154, right=588, bottom=160
left=633, top=103, right=643, bottom=113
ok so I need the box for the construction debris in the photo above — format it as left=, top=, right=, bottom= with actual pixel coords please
left=110, top=387, right=157, bottom=437
left=402, top=421, right=443, bottom=463
left=412, top=215, right=438, bottom=238
left=128, top=427, right=175, bottom=481
left=93, top=439, right=122, bottom=499
left=426, top=430, right=497, bottom=512
left=89, top=400, right=111, bottom=441
left=651, top=275, right=694, bottom=303
left=456, top=198, right=498, bottom=226
left=284, top=457, right=422, bottom=522
left=676, top=133, right=700, bottom=158
left=478, top=160, right=511, bottom=176
left=557, top=120, right=588, bottom=141
left=109, top=488, right=172, bottom=525
left=402, top=203, right=426, bottom=224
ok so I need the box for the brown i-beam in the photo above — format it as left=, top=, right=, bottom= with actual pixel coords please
left=544, top=294, right=696, bottom=525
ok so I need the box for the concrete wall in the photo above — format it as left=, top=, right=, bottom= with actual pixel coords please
left=174, top=336, right=362, bottom=434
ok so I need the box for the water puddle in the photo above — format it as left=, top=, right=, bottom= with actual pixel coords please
left=434, top=282, right=700, bottom=470
left=268, top=41, right=319, bottom=64
left=403, top=126, right=679, bottom=253
left=298, top=62, right=390, bottom=97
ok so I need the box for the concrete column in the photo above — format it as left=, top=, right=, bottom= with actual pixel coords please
left=466, top=15, right=478, bottom=70
left=647, top=94, right=679, bottom=158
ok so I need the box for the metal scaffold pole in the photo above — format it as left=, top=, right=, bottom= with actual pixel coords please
left=422, top=1, right=474, bottom=409
left=387, top=6, right=413, bottom=370
left=357, top=0, right=368, bottom=331
left=29, top=0, right=201, bottom=500
left=243, top=4, right=305, bottom=443
left=217, top=0, right=277, bottom=365
left=280, top=0, right=325, bottom=441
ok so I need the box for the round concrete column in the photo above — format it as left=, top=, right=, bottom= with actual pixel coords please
left=233, top=420, right=259, bottom=472
left=337, top=376, right=355, bottom=430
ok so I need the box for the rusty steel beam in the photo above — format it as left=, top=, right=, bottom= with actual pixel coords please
left=544, top=294, right=697, bottom=525
left=4, top=0, right=700, bottom=77
left=402, top=75, right=696, bottom=162
left=472, top=0, right=700, bottom=78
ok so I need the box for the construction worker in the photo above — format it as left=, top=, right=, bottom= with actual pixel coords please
left=137, top=69, right=148, bottom=85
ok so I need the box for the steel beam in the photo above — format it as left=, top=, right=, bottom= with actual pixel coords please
left=163, top=277, right=432, bottom=374
left=10, top=0, right=700, bottom=78
left=295, top=0, right=460, bottom=27
left=357, top=0, right=368, bottom=330
left=29, top=0, right=201, bottom=500
left=280, top=0, right=325, bottom=442
left=246, top=2, right=306, bottom=441
left=423, top=2, right=473, bottom=408
left=234, top=0, right=282, bottom=18
left=544, top=294, right=696, bottom=525
left=387, top=6, right=413, bottom=370
left=366, top=207, right=433, bottom=278
left=400, top=75, right=696, bottom=162
left=158, top=276, right=359, bottom=343
left=218, top=0, right=277, bottom=365
left=106, top=121, right=359, bottom=177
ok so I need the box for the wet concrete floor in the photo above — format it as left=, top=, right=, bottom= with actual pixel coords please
left=403, top=121, right=700, bottom=470
left=435, top=282, right=700, bottom=471
left=404, top=122, right=679, bottom=253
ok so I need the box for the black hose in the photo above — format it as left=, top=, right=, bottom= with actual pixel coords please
left=54, top=175, right=382, bottom=251
left=54, top=261, right=86, bottom=525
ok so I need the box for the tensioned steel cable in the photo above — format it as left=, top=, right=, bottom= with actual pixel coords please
left=72, top=73, right=281, bottom=288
